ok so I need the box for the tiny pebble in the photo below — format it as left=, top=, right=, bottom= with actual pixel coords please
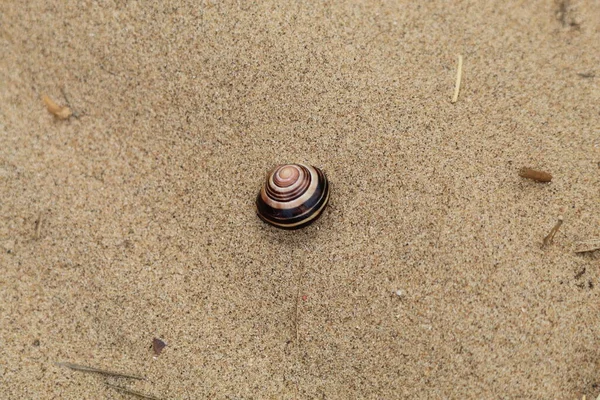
left=152, top=338, right=167, bottom=356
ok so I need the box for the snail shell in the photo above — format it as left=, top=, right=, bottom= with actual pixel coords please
left=256, top=163, right=330, bottom=229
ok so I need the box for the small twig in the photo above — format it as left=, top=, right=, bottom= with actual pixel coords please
left=34, top=213, right=43, bottom=240
left=55, top=362, right=145, bottom=380
left=543, top=216, right=563, bottom=247
left=451, top=54, right=463, bottom=103
left=575, top=247, right=600, bottom=253
left=574, top=238, right=600, bottom=254
left=577, top=72, right=595, bottom=78
left=292, top=251, right=309, bottom=400
left=105, top=383, right=162, bottom=400
left=576, top=238, right=600, bottom=244
left=99, top=63, right=117, bottom=76
left=294, top=283, right=301, bottom=345
left=519, top=167, right=553, bottom=183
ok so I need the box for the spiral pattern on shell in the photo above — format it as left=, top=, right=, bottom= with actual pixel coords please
left=256, top=164, right=330, bottom=229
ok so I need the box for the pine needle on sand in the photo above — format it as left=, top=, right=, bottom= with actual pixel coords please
left=106, top=383, right=163, bottom=400
left=55, top=362, right=145, bottom=380
left=451, top=54, right=463, bottom=103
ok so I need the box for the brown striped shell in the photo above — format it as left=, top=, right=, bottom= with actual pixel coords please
left=256, top=164, right=330, bottom=229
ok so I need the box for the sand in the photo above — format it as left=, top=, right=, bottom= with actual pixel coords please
left=1, top=0, right=599, bottom=398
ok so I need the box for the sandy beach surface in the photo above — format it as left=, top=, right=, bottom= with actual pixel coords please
left=1, top=1, right=599, bottom=398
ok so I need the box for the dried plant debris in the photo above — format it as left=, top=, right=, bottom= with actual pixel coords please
left=555, top=0, right=581, bottom=29
left=451, top=54, right=463, bottom=104
left=42, top=94, right=72, bottom=119
left=519, top=167, right=553, bottom=183
left=543, top=216, right=563, bottom=247
left=106, top=383, right=163, bottom=400
left=574, top=238, right=600, bottom=254
left=55, top=362, right=145, bottom=380
left=152, top=338, right=167, bottom=356
left=34, top=213, right=43, bottom=240
left=577, top=72, right=595, bottom=79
